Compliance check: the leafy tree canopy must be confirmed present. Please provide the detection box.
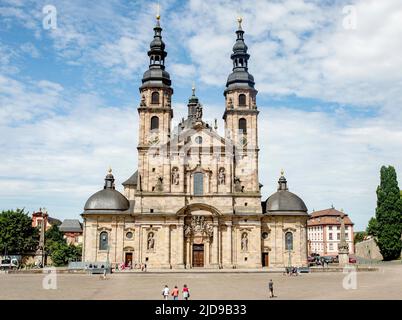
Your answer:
[0,209,39,254]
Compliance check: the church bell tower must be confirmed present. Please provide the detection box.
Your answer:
[137,13,173,192]
[223,18,259,193]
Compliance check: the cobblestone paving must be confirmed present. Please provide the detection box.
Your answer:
[0,264,401,300]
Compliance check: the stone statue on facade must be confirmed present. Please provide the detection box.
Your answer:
[140,94,146,106]
[234,177,242,192]
[218,168,225,185]
[195,104,203,121]
[184,216,213,238]
[228,98,233,109]
[172,167,179,185]
[147,232,155,250]
[241,233,248,251]
[155,176,163,192]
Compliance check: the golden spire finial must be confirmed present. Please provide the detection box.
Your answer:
[156,2,160,20]
[192,81,195,96]
[280,168,284,176]
[237,16,243,29]
[108,166,112,174]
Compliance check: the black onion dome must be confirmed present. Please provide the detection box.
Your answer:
[84,169,129,212]
[140,16,172,90]
[265,173,308,213]
[224,18,255,94]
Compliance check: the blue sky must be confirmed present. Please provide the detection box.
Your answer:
[1,0,402,231]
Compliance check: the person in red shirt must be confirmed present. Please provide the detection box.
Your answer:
[171,285,179,300]
[182,284,190,300]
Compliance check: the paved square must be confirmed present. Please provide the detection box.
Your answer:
[0,264,401,300]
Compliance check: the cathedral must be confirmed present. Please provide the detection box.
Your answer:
[81,16,309,269]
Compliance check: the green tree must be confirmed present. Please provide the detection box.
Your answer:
[367,166,402,260]
[50,242,82,267]
[354,231,367,245]
[0,209,39,254]
[44,225,82,266]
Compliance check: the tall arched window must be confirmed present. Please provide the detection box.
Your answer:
[99,231,108,251]
[150,116,159,130]
[285,232,293,251]
[193,172,204,196]
[151,91,160,104]
[239,118,247,133]
[238,94,246,106]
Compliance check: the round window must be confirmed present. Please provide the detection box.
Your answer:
[126,232,133,239]
[262,232,269,240]
[195,136,203,144]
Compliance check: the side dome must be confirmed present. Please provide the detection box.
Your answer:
[84,169,129,212]
[265,173,307,213]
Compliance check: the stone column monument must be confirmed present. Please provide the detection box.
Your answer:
[338,211,349,266]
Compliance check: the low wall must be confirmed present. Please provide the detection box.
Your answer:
[355,238,383,261]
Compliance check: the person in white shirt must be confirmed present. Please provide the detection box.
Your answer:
[162,285,170,300]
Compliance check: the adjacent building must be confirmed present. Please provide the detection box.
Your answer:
[32,208,61,231]
[59,219,83,245]
[307,207,354,256]
[81,16,309,269]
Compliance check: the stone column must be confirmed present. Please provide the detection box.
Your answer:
[205,239,210,267]
[176,221,185,268]
[223,222,233,268]
[211,222,219,267]
[165,225,171,268]
[186,239,191,268]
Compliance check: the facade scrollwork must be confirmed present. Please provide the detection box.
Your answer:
[184,216,214,238]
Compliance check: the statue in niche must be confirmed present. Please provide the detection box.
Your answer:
[218,168,225,185]
[195,104,203,120]
[140,94,146,106]
[172,167,179,185]
[234,177,242,192]
[228,98,233,109]
[147,232,155,250]
[155,176,163,192]
[165,94,171,107]
[241,233,248,251]
[251,96,256,109]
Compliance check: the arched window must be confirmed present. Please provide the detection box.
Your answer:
[285,232,293,251]
[150,116,159,130]
[99,231,108,251]
[193,172,204,196]
[239,118,247,133]
[151,91,159,104]
[238,94,246,106]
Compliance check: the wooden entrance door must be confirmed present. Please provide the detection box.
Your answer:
[192,244,204,267]
[125,252,133,267]
[262,252,269,267]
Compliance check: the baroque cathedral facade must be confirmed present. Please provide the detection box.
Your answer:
[81,16,309,269]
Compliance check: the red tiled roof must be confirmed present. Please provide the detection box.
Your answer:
[308,208,354,226]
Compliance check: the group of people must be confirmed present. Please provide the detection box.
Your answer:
[284,266,300,276]
[162,284,190,300]
[116,262,147,272]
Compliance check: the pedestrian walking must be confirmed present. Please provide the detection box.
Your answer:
[182,284,190,300]
[268,279,274,298]
[162,285,169,300]
[171,285,179,300]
